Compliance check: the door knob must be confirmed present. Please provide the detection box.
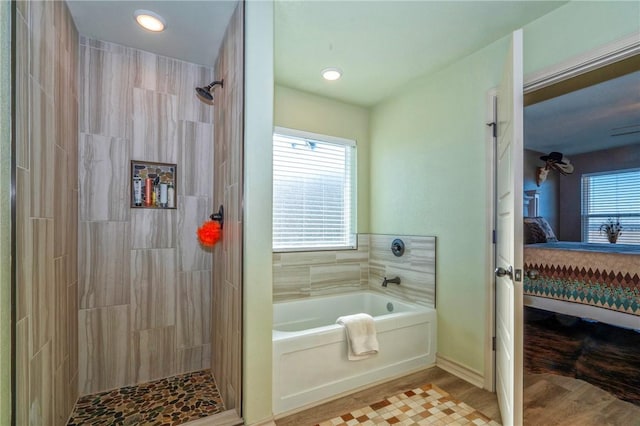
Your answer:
[495,265,513,279]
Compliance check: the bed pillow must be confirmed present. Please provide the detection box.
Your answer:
[524,217,558,244]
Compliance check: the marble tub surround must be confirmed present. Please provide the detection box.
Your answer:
[272,234,436,308]
[273,234,370,301]
[78,37,216,395]
[14,1,80,425]
[368,234,436,308]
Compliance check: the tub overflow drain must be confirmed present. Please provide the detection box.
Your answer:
[387,302,394,312]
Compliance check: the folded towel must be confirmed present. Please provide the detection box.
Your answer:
[336,313,379,361]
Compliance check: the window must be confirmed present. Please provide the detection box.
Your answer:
[581,168,640,245]
[273,127,356,251]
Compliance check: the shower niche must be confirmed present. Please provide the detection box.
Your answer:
[131,160,177,209]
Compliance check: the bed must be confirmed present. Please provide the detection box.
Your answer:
[523,216,640,330]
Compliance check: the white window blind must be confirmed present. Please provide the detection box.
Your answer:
[273,128,356,251]
[581,168,640,245]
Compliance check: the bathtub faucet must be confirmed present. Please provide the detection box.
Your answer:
[382,276,401,287]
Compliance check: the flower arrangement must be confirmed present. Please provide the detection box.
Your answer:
[197,220,221,247]
[599,218,622,244]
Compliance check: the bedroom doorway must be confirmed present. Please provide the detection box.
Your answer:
[520,47,640,421]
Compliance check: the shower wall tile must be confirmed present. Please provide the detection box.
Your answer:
[131,208,177,249]
[78,37,214,394]
[15,318,30,426]
[53,358,69,426]
[178,63,215,123]
[29,0,55,95]
[31,218,54,356]
[67,189,78,284]
[177,271,212,348]
[78,305,131,395]
[29,342,53,426]
[130,249,177,330]
[310,263,363,295]
[16,167,31,321]
[131,326,176,384]
[132,88,178,163]
[368,234,436,308]
[67,282,78,381]
[177,196,213,272]
[212,3,243,412]
[53,145,68,257]
[29,80,55,218]
[177,344,211,375]
[15,11,29,169]
[53,257,68,367]
[179,120,214,197]
[79,221,131,308]
[79,133,130,221]
[79,43,132,138]
[15,1,79,423]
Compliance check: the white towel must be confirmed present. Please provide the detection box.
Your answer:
[336,313,379,361]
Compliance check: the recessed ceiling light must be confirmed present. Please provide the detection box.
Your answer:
[322,68,342,81]
[134,9,166,32]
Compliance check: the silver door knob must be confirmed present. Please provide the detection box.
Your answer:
[495,266,513,279]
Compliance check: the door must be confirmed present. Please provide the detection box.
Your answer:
[495,29,524,426]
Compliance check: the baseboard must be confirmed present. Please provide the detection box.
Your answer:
[436,354,485,389]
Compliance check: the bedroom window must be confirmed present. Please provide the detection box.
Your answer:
[581,168,640,245]
[273,127,357,251]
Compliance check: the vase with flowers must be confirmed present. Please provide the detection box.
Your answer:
[599,218,622,244]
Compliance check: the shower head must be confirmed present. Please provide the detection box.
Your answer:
[195,80,223,104]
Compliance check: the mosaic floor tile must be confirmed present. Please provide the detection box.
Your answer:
[67,370,224,426]
[315,384,500,426]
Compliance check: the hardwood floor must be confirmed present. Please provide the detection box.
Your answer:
[275,367,640,426]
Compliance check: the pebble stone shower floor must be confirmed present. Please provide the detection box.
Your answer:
[67,370,225,425]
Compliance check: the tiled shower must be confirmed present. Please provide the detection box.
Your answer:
[14,0,244,424]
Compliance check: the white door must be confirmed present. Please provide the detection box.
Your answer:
[495,29,524,426]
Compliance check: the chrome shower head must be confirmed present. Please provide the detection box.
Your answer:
[195,80,223,104]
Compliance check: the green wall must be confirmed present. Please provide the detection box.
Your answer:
[369,0,640,375]
[274,85,371,233]
[243,1,274,424]
[0,0,11,423]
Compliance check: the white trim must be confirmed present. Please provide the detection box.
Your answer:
[436,354,485,389]
[484,89,497,393]
[524,33,640,93]
[274,126,356,147]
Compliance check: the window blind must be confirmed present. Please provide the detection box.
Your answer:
[273,130,356,251]
[581,168,640,245]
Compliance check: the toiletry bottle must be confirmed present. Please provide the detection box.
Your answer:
[133,174,142,206]
[160,183,168,208]
[167,183,175,208]
[144,178,153,206]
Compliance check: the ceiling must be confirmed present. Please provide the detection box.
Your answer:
[275,1,567,107]
[525,71,640,156]
[66,0,238,67]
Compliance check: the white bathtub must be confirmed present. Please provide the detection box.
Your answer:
[272,291,437,415]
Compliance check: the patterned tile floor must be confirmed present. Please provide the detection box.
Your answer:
[315,384,499,426]
[67,370,225,426]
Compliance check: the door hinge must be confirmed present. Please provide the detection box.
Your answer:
[492,229,496,244]
[486,121,497,138]
[492,336,496,351]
